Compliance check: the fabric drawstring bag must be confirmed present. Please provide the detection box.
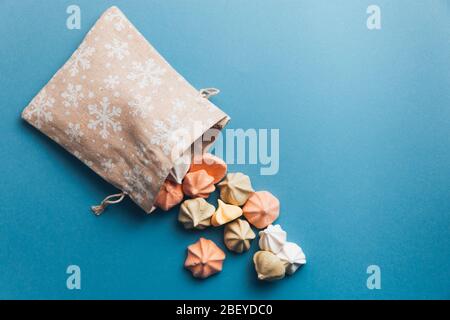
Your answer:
[21,6,230,214]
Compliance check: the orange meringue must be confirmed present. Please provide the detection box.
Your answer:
[184,237,226,279]
[154,180,184,211]
[243,191,280,229]
[190,153,227,184]
[182,169,215,198]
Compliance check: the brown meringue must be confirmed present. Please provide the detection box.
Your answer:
[154,180,184,211]
[182,169,215,198]
[184,237,226,279]
[224,219,256,253]
[178,198,215,230]
[218,172,254,206]
[190,153,227,184]
[253,250,285,281]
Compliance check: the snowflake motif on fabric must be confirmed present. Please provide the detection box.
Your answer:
[193,92,212,112]
[150,114,181,156]
[101,158,115,173]
[105,10,126,31]
[105,39,129,60]
[103,75,120,89]
[123,166,152,204]
[87,97,122,139]
[61,83,84,108]
[157,162,172,181]
[127,59,166,89]
[23,89,55,129]
[172,98,187,112]
[134,143,150,165]
[65,122,84,143]
[128,94,153,118]
[64,43,95,76]
[74,151,93,167]
[135,143,147,158]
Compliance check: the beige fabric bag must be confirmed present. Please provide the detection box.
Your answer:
[21,6,229,214]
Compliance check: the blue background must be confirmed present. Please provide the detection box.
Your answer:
[0,0,449,299]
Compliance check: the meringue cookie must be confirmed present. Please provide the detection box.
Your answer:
[224,219,256,253]
[243,191,280,229]
[218,172,254,206]
[258,224,287,254]
[253,251,285,281]
[168,152,191,184]
[276,242,306,275]
[211,199,243,227]
[154,180,184,211]
[190,153,227,184]
[184,237,226,279]
[178,198,215,230]
[182,169,215,198]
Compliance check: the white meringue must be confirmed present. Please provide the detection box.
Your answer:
[168,153,191,184]
[276,242,306,275]
[258,224,287,254]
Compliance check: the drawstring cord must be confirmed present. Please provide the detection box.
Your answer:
[200,88,220,99]
[91,192,126,216]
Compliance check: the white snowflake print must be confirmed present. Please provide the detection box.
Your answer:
[157,162,171,181]
[87,97,122,139]
[105,10,126,31]
[73,151,93,168]
[61,83,84,108]
[128,94,153,118]
[64,43,95,76]
[194,92,211,112]
[65,122,84,143]
[172,98,187,112]
[105,39,129,60]
[135,143,147,158]
[103,75,120,89]
[123,166,152,204]
[74,150,82,159]
[23,89,54,129]
[134,143,150,165]
[101,158,115,173]
[127,59,166,89]
[150,115,181,155]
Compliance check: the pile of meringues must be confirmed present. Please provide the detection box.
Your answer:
[154,152,307,281]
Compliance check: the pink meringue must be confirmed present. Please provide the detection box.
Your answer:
[182,169,215,198]
[190,153,227,184]
[154,180,184,211]
[243,191,280,229]
[184,237,226,279]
